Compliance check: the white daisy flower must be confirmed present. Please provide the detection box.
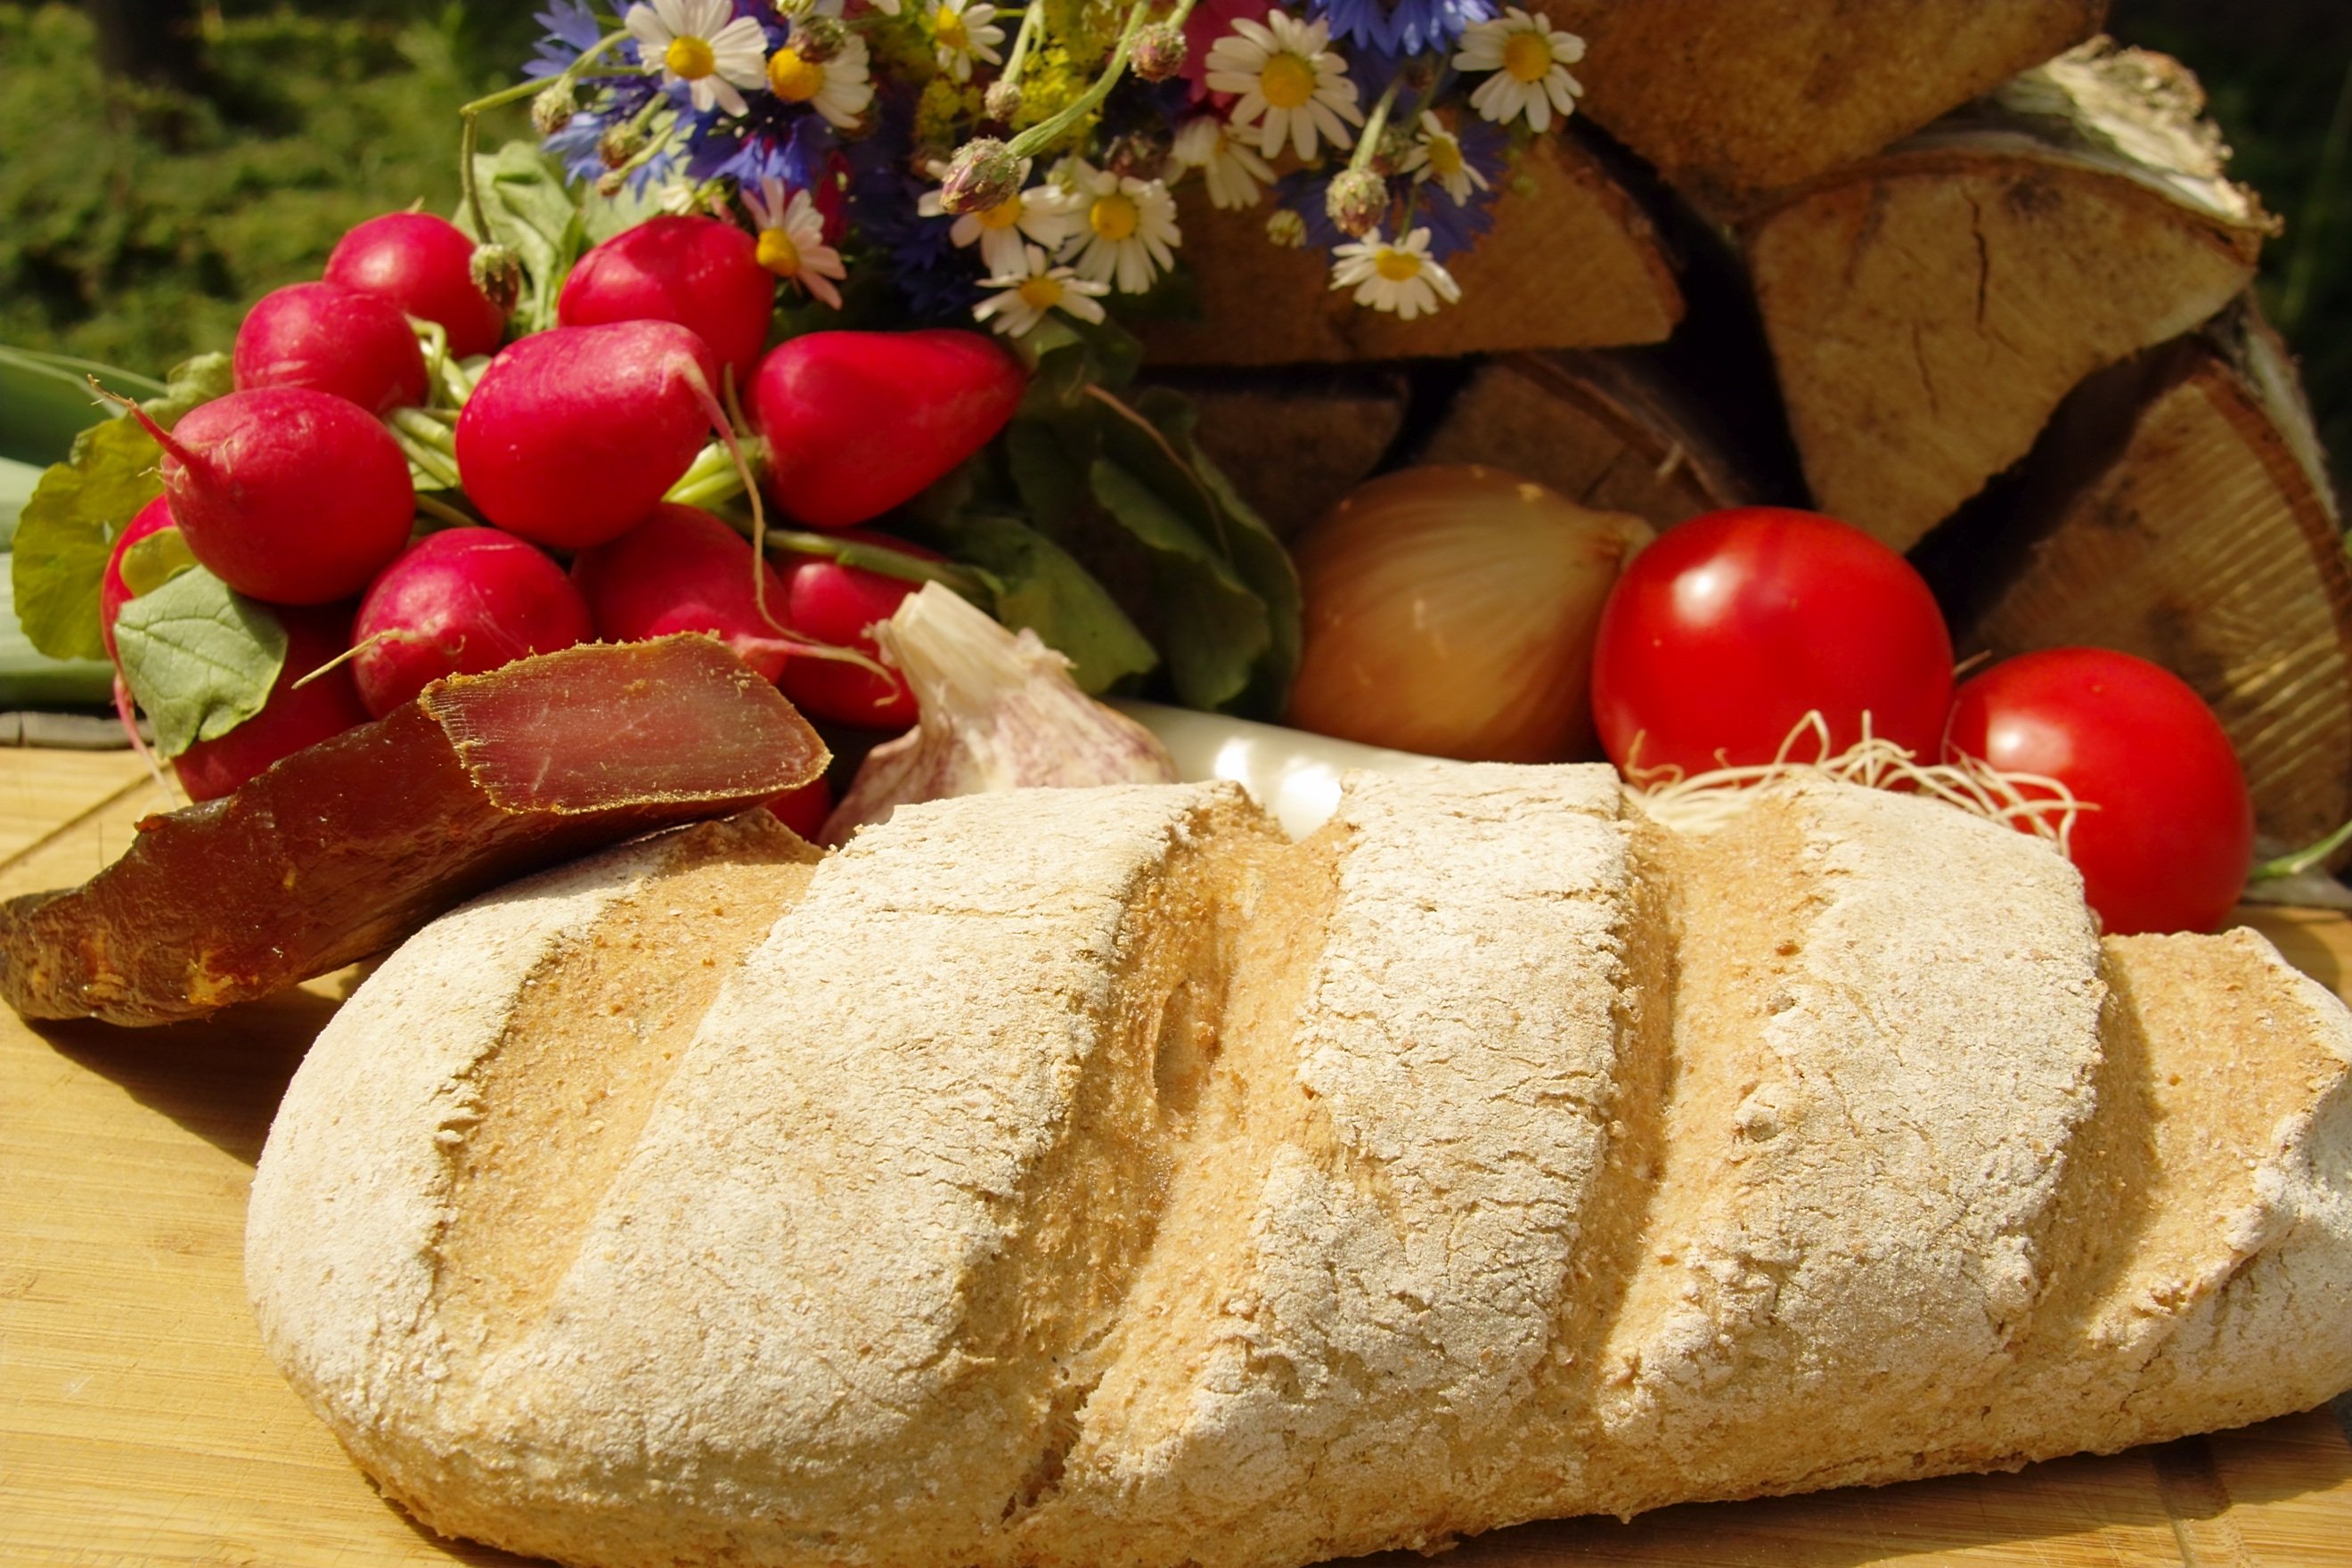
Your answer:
[1172,116,1276,211]
[929,0,1005,83]
[1065,160,1181,295]
[743,176,848,309]
[973,243,1111,338]
[1452,7,1585,134]
[919,159,1083,276]
[765,29,874,129]
[1204,11,1363,162]
[1399,110,1490,206]
[627,0,770,118]
[804,0,902,12]
[1329,227,1461,320]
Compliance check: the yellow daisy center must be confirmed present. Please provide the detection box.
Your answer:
[1502,29,1554,84]
[1427,135,1464,179]
[1374,247,1424,282]
[756,227,803,278]
[665,35,717,80]
[976,196,1025,231]
[1259,52,1317,110]
[935,9,969,51]
[1017,275,1065,311]
[1090,192,1139,242]
[768,47,826,102]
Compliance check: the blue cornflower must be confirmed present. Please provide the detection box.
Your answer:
[845,101,982,323]
[525,0,608,79]
[1308,0,1494,58]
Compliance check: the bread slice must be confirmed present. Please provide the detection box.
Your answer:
[247,774,2352,1568]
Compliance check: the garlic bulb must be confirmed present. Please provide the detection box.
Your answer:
[1285,465,1655,763]
[820,584,1177,843]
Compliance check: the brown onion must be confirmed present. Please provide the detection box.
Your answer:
[1285,465,1655,763]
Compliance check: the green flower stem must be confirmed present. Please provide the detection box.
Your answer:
[2251,816,2352,881]
[1347,72,1404,177]
[1004,0,1193,161]
[1001,0,1047,86]
[457,31,625,241]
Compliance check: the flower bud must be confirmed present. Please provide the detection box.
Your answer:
[1131,21,1188,82]
[1266,208,1307,248]
[595,169,628,199]
[469,243,525,315]
[795,17,847,61]
[939,137,1022,215]
[1324,168,1388,238]
[531,81,577,137]
[984,79,1024,121]
[597,120,646,169]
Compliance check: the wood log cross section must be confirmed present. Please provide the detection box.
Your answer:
[1153,1,2352,862]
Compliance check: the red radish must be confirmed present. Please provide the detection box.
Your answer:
[173,603,371,803]
[326,212,508,358]
[455,321,723,551]
[559,216,775,390]
[128,387,415,606]
[749,330,1025,530]
[775,532,934,727]
[571,503,792,682]
[767,774,833,840]
[233,282,429,413]
[99,496,178,666]
[351,528,596,716]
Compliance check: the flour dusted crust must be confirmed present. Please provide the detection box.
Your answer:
[248,772,2352,1568]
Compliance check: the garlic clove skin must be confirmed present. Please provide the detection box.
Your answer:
[821,584,1177,844]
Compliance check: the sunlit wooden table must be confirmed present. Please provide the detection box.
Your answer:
[4,747,2349,1567]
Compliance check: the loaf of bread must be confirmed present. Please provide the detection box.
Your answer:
[245,767,2352,1568]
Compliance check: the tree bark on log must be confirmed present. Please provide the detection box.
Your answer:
[1532,0,2106,212]
[1155,370,1411,539]
[1414,350,1762,529]
[1959,304,2352,854]
[1743,41,2272,551]
[1138,134,1681,367]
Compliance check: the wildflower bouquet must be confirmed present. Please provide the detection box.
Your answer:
[514,0,1588,339]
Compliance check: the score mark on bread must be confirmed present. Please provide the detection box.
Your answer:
[246,769,2352,1568]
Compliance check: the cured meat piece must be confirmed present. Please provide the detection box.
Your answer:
[0,635,827,1026]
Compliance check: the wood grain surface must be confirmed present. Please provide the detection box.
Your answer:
[3,748,2348,1568]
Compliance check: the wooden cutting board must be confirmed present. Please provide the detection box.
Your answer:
[3,748,2349,1568]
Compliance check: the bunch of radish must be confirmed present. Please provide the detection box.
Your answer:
[102,210,1027,809]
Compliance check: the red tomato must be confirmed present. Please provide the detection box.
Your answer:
[1943,648,2252,935]
[1588,508,1955,776]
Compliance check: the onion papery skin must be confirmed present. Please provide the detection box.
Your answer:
[1285,466,1655,763]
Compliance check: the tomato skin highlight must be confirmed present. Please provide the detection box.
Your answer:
[1588,507,1955,776]
[1943,647,2253,935]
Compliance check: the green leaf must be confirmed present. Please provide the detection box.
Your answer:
[1004,420,1091,535]
[0,554,114,708]
[943,513,1158,694]
[1090,457,1270,713]
[112,568,287,759]
[119,526,198,597]
[462,141,588,336]
[8,351,233,664]
[0,344,166,467]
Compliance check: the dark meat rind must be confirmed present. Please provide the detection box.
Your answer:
[0,635,828,1026]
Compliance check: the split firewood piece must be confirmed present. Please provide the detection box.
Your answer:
[1151,368,1409,538]
[1531,0,2104,212]
[1963,305,2352,854]
[1138,133,1680,367]
[1744,40,2274,551]
[1415,349,1764,529]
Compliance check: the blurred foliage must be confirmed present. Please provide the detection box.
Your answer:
[0,2,527,372]
[2111,0,2352,487]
